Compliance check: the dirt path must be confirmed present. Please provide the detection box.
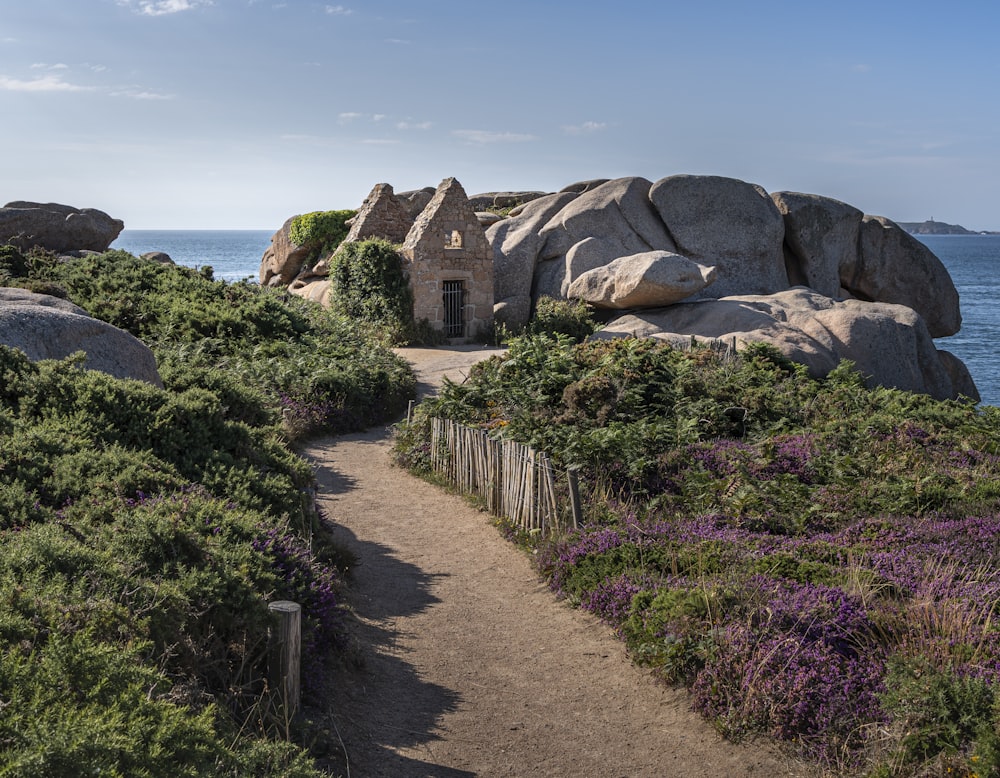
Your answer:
[306,347,813,778]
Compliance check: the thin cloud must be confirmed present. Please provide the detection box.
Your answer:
[0,74,93,92]
[397,120,432,131]
[386,38,411,44]
[112,87,175,100]
[339,112,401,125]
[452,129,536,144]
[31,63,69,71]
[120,0,208,16]
[325,5,353,15]
[361,138,400,145]
[563,120,607,136]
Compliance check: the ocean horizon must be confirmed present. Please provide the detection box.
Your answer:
[112,229,273,283]
[110,229,1000,408]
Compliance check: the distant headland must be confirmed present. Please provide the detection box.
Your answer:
[897,218,998,235]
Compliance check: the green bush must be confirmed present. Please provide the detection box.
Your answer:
[288,209,355,265]
[327,238,418,344]
[0,246,420,773]
[15,250,414,440]
[525,296,599,342]
[0,244,29,281]
[878,656,998,773]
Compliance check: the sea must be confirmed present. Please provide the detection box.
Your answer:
[109,229,1000,408]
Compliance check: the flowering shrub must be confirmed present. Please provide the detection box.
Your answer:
[398,333,1000,774]
[253,526,345,698]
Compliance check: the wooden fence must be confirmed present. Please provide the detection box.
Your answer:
[430,417,579,535]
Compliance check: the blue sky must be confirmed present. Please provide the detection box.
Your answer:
[2,0,998,229]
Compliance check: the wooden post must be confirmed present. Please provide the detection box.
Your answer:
[406,399,414,425]
[567,466,582,530]
[268,600,301,717]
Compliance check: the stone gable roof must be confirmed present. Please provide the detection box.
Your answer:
[401,177,491,256]
[343,182,414,246]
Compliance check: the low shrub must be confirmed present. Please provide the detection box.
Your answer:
[288,209,355,266]
[0,247,418,773]
[396,332,1000,771]
[326,238,416,343]
[524,296,599,342]
[15,249,414,440]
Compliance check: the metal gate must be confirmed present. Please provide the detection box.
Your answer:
[443,280,465,338]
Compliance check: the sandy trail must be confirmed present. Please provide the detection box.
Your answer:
[306,346,812,778]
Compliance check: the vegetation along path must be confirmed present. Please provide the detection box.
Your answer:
[305,346,812,778]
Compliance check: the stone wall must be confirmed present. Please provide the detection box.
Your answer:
[400,178,494,340]
[343,183,414,245]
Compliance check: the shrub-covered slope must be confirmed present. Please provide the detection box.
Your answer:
[398,333,1000,775]
[0,248,415,775]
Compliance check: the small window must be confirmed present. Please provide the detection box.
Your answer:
[446,229,463,248]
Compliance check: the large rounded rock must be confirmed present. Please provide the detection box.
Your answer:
[594,287,977,401]
[532,177,678,300]
[771,191,863,297]
[541,176,676,263]
[649,175,788,298]
[396,187,436,219]
[851,215,961,337]
[0,202,123,252]
[0,288,162,386]
[493,295,533,332]
[259,215,312,287]
[487,191,580,328]
[567,251,716,309]
[561,237,629,297]
[288,278,333,307]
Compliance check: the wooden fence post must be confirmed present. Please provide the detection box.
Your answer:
[268,600,301,717]
[567,466,582,530]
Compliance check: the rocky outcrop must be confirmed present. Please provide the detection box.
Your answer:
[488,191,580,331]
[476,212,504,229]
[396,187,437,219]
[261,171,976,400]
[141,251,175,265]
[538,177,676,299]
[649,175,788,298]
[771,192,862,298]
[490,175,960,332]
[0,202,123,253]
[567,251,716,309]
[0,288,162,386]
[484,173,972,400]
[259,216,311,287]
[853,215,960,337]
[467,191,548,211]
[593,288,978,402]
[772,194,960,338]
[559,179,611,195]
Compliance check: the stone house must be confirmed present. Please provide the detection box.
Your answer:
[399,177,494,340]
